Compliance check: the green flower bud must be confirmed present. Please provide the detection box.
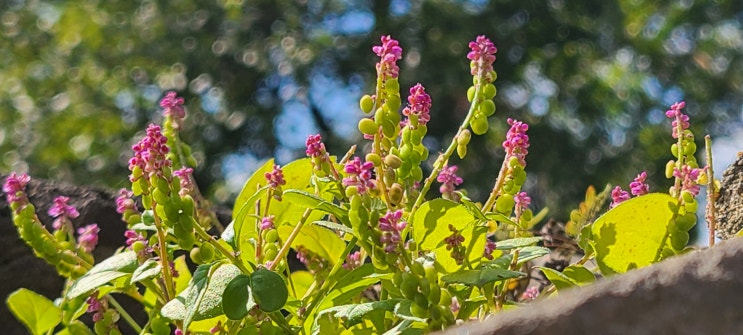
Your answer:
[480,99,496,117]
[467,86,476,102]
[360,95,374,113]
[496,194,515,214]
[456,143,467,159]
[132,240,147,253]
[263,243,278,261]
[665,160,676,179]
[358,118,378,136]
[366,153,382,167]
[670,231,689,250]
[482,83,497,99]
[458,129,472,146]
[471,114,489,135]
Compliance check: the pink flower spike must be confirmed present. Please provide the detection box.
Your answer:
[437,165,463,195]
[467,35,498,76]
[503,118,530,167]
[305,134,326,158]
[77,224,100,253]
[342,157,376,195]
[514,192,531,211]
[3,172,30,204]
[116,189,136,214]
[610,186,630,208]
[629,171,650,196]
[260,215,275,231]
[373,35,403,81]
[665,101,689,139]
[49,196,79,220]
[129,124,172,181]
[264,165,286,189]
[402,83,432,126]
[160,91,186,119]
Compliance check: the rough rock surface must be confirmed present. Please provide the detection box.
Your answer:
[716,151,743,239]
[439,236,743,335]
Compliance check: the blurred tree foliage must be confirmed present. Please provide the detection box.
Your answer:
[2,0,743,218]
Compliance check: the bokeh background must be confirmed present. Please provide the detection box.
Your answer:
[2,0,743,233]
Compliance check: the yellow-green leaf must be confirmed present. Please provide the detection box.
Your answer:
[590,193,677,275]
[7,288,61,335]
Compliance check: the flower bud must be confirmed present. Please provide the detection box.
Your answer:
[360,95,374,113]
[458,129,472,146]
[456,144,467,159]
[665,160,676,179]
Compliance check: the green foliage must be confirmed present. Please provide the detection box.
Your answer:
[7,288,62,335]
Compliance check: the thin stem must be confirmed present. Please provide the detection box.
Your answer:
[151,205,175,301]
[301,237,358,322]
[409,82,483,222]
[705,135,717,247]
[109,295,143,334]
[483,158,510,212]
[193,224,254,273]
[268,208,313,271]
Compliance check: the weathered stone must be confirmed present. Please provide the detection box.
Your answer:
[716,151,743,240]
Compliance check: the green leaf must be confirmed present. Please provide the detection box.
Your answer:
[484,212,518,226]
[289,270,315,300]
[162,263,241,329]
[222,274,255,320]
[250,268,288,313]
[590,193,677,275]
[458,194,488,221]
[539,267,577,291]
[320,300,399,328]
[440,268,525,287]
[312,220,353,235]
[282,189,349,224]
[411,199,485,272]
[515,246,550,264]
[131,259,161,283]
[495,237,542,250]
[319,264,377,310]
[55,320,94,335]
[563,264,595,284]
[7,288,61,335]
[67,271,130,299]
[232,159,276,220]
[278,223,346,265]
[393,300,427,323]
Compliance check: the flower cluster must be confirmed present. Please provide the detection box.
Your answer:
[343,251,362,270]
[483,239,497,260]
[437,165,463,197]
[629,171,650,196]
[305,134,326,158]
[129,124,171,181]
[373,35,403,81]
[467,35,498,77]
[503,118,530,167]
[379,210,406,253]
[86,293,105,322]
[343,157,375,195]
[265,165,286,189]
[3,172,30,207]
[610,186,630,208]
[674,165,702,196]
[77,224,100,253]
[160,91,186,119]
[402,83,432,127]
[260,215,275,231]
[514,191,531,213]
[665,101,689,139]
[49,196,79,230]
[115,189,136,215]
[520,286,540,302]
[444,224,466,265]
[173,167,194,197]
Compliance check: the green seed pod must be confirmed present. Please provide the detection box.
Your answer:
[384,168,397,186]
[190,247,204,264]
[399,144,413,159]
[411,130,423,146]
[521,208,534,222]
[480,99,496,116]
[264,243,278,261]
[181,195,195,216]
[150,317,170,335]
[153,188,170,205]
[350,194,362,212]
[419,146,429,161]
[397,159,412,178]
[496,194,516,214]
[374,107,385,126]
[265,229,279,243]
[429,304,442,320]
[178,233,195,250]
[200,243,215,262]
[467,86,476,102]
[53,230,67,242]
[371,248,389,271]
[382,118,397,138]
[410,262,425,277]
[681,191,694,205]
[471,114,489,135]
[164,203,180,223]
[456,143,467,159]
[419,278,431,296]
[514,170,527,186]
[428,282,441,305]
[385,78,400,94]
[358,118,379,136]
[683,142,696,156]
[132,240,147,253]
[482,83,497,99]
[393,272,403,287]
[458,129,472,146]
[94,320,109,335]
[400,274,418,300]
[675,212,697,231]
[671,231,689,250]
[665,160,677,179]
[389,183,404,205]
[411,166,423,182]
[386,94,402,112]
[670,143,679,158]
[366,153,382,167]
[345,185,359,199]
[360,95,374,113]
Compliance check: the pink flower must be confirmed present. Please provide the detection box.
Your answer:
[343,251,362,270]
[305,134,326,158]
[49,196,79,220]
[629,171,650,196]
[115,189,136,214]
[343,157,375,195]
[520,286,540,302]
[514,192,531,212]
[173,167,194,196]
[160,92,186,119]
[3,172,30,205]
[373,35,403,81]
[503,118,530,167]
[264,165,286,189]
[665,101,689,139]
[610,186,630,208]
[483,239,497,260]
[437,165,463,195]
[674,165,702,196]
[379,210,406,253]
[260,215,275,231]
[467,35,498,76]
[128,124,172,181]
[77,224,100,253]
[124,230,146,247]
[402,83,432,126]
